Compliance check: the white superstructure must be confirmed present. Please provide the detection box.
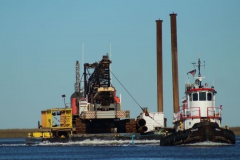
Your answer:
[173,58,222,131]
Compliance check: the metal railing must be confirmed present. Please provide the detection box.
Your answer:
[175,105,222,121]
[179,107,201,120]
[207,106,222,119]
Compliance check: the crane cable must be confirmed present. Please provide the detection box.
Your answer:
[110,71,144,111]
[110,71,162,126]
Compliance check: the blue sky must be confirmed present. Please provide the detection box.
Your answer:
[0,0,240,129]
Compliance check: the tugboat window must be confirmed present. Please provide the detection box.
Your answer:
[193,93,198,101]
[207,93,212,101]
[199,92,206,101]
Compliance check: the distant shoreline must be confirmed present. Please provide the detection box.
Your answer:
[228,127,240,136]
[0,127,240,138]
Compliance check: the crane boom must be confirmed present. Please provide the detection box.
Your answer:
[75,61,80,107]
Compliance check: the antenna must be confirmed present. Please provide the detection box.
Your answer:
[82,43,84,68]
[82,43,84,88]
[110,43,112,85]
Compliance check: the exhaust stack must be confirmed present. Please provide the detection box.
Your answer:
[156,19,163,113]
[170,13,179,114]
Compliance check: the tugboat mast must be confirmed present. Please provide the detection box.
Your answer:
[192,57,205,88]
[198,58,202,87]
[198,58,201,77]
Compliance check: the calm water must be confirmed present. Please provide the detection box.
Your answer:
[0,136,239,160]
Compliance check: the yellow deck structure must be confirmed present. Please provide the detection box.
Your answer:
[28,108,73,138]
[41,108,72,128]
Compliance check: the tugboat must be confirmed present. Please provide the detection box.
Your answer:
[160,57,236,146]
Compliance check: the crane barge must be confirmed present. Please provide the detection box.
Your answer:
[25,55,166,145]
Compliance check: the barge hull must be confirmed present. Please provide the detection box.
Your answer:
[26,133,164,145]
